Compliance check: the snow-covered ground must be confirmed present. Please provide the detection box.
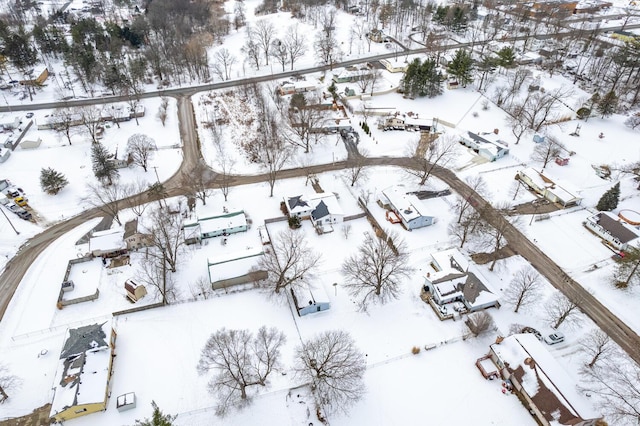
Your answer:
[1,0,640,424]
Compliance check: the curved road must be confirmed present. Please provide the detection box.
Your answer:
[1,72,639,368]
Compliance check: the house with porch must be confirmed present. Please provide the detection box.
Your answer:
[423,248,499,312]
[49,322,117,423]
[583,211,640,251]
[284,193,344,226]
[380,186,436,231]
[89,228,126,257]
[488,333,602,426]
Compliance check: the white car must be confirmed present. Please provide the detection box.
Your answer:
[544,332,565,345]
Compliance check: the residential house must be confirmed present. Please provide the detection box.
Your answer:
[380,186,436,230]
[423,248,499,312]
[123,219,152,250]
[124,279,147,302]
[284,193,344,226]
[207,247,267,290]
[49,322,117,423]
[515,168,582,207]
[488,334,602,426]
[332,67,375,84]
[379,59,407,73]
[36,112,83,130]
[583,211,640,251]
[277,80,319,96]
[459,131,509,162]
[183,209,248,241]
[368,29,384,43]
[291,285,331,316]
[89,228,126,257]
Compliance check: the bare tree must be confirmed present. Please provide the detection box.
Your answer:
[181,160,214,206]
[294,330,366,415]
[256,115,291,197]
[507,105,529,145]
[580,349,640,424]
[447,208,483,249]
[84,182,128,225]
[257,229,321,294]
[344,150,369,187]
[518,87,573,132]
[342,230,413,311]
[476,202,520,271]
[0,363,20,403]
[51,107,77,145]
[314,32,342,69]
[283,24,307,70]
[190,276,213,300]
[453,176,488,224]
[465,311,495,336]
[579,329,614,369]
[404,135,458,186]
[145,207,186,274]
[242,28,262,70]
[503,266,543,313]
[252,20,276,66]
[127,134,156,172]
[79,105,103,143]
[215,149,235,202]
[157,96,169,127]
[270,39,289,72]
[122,180,149,217]
[531,135,564,169]
[284,93,327,153]
[612,246,640,289]
[197,327,286,416]
[545,291,582,330]
[212,48,236,81]
[136,255,177,305]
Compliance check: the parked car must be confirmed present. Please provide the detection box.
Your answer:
[16,210,31,220]
[544,332,565,345]
[25,112,34,118]
[13,196,27,207]
[6,202,21,213]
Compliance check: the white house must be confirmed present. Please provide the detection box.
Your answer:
[284,193,344,227]
[516,168,582,207]
[488,334,602,426]
[379,59,407,73]
[380,186,436,231]
[459,131,509,162]
[423,248,499,312]
[583,211,640,251]
[183,209,248,241]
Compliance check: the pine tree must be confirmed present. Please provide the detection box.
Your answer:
[39,167,69,195]
[91,142,119,185]
[447,49,474,87]
[135,401,176,426]
[597,90,618,118]
[496,46,516,70]
[596,182,620,211]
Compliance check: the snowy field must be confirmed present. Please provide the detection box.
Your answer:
[1,0,640,423]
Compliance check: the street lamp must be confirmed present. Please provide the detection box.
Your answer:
[0,207,19,235]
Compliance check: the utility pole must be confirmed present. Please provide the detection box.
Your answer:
[0,208,19,235]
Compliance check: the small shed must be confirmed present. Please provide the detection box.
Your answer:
[20,137,42,149]
[124,279,147,302]
[116,392,136,412]
[291,286,331,316]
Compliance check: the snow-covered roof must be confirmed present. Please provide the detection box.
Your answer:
[89,228,125,252]
[198,210,247,235]
[207,246,263,283]
[285,193,343,218]
[292,284,330,308]
[382,186,431,223]
[491,334,600,424]
[50,322,113,418]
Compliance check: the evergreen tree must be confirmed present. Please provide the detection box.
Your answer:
[39,167,69,195]
[495,46,516,70]
[447,49,474,87]
[419,58,443,98]
[596,182,620,211]
[135,401,176,426]
[91,142,119,185]
[597,90,618,118]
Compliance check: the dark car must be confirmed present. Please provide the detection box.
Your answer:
[522,327,543,341]
[17,210,31,220]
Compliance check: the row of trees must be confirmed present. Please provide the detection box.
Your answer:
[197,327,366,417]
